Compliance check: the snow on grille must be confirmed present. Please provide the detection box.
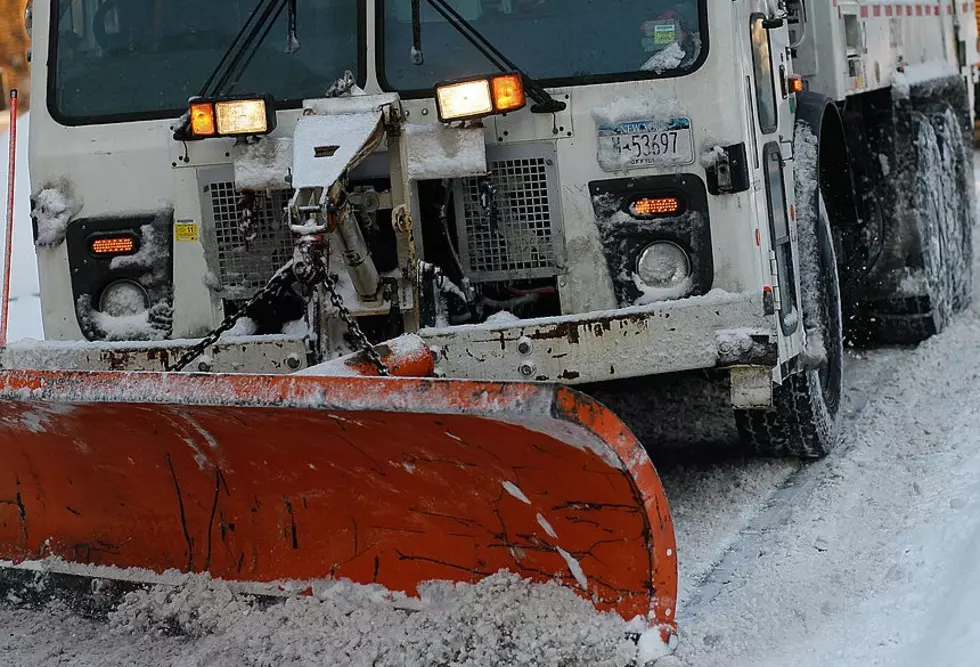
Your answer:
[454,145,564,282]
[204,180,293,299]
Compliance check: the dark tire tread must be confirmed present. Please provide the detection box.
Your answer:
[735,372,834,458]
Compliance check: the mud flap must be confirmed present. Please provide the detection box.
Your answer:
[0,370,677,639]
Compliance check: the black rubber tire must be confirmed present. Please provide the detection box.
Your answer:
[863,104,967,344]
[735,195,844,458]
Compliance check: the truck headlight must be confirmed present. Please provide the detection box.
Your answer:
[187,94,277,139]
[435,73,526,122]
[636,241,692,290]
[99,280,150,317]
[215,99,271,135]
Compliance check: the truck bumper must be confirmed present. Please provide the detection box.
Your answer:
[419,291,777,385]
[0,336,309,374]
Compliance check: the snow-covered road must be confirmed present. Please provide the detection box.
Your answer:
[661,158,980,666]
[3,125,980,665]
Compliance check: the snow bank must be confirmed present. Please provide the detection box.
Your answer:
[50,570,657,667]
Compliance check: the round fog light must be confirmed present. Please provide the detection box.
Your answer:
[99,280,149,317]
[636,241,692,289]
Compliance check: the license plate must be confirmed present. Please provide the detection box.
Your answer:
[596,118,694,171]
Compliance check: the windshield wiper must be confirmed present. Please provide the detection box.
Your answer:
[411,0,566,114]
[174,0,292,140]
[200,0,290,98]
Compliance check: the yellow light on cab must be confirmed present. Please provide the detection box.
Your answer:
[90,236,136,256]
[190,102,216,137]
[491,74,526,114]
[787,75,805,94]
[631,197,681,217]
[436,79,494,122]
[215,99,270,135]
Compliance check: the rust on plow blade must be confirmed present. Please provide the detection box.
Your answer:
[0,370,677,638]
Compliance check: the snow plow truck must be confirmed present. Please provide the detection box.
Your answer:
[1,0,977,655]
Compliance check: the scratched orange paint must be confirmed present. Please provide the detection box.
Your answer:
[0,364,678,640]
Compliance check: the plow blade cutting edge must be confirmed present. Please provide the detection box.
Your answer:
[0,368,677,642]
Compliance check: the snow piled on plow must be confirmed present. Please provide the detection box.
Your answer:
[1,570,665,667]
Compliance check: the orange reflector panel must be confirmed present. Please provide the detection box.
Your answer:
[491,74,526,113]
[190,102,216,137]
[631,197,681,217]
[787,75,805,94]
[90,236,136,255]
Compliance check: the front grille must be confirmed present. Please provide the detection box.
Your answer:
[453,143,564,282]
[198,168,293,299]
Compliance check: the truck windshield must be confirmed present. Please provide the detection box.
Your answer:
[380,0,706,93]
[50,0,359,123]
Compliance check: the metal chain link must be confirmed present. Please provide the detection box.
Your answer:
[322,271,390,376]
[164,262,296,372]
[165,262,391,377]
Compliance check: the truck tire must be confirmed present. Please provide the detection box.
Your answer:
[868,103,970,344]
[735,194,843,458]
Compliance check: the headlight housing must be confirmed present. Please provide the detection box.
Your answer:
[185,94,277,139]
[435,73,526,122]
[633,241,694,303]
[99,280,150,318]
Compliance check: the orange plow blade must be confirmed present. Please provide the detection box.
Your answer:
[0,369,677,638]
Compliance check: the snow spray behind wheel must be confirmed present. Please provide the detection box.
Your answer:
[0,336,678,645]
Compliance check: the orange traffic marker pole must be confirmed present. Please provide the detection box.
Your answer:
[0,89,17,349]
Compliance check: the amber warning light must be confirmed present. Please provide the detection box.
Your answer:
[185,94,277,139]
[90,236,137,256]
[630,196,682,217]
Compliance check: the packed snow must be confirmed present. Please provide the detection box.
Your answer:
[402,123,488,181]
[232,137,293,190]
[642,43,686,75]
[0,571,664,667]
[31,181,79,248]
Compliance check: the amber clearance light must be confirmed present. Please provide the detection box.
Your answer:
[786,75,805,94]
[630,196,683,218]
[90,235,137,256]
[436,73,527,122]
